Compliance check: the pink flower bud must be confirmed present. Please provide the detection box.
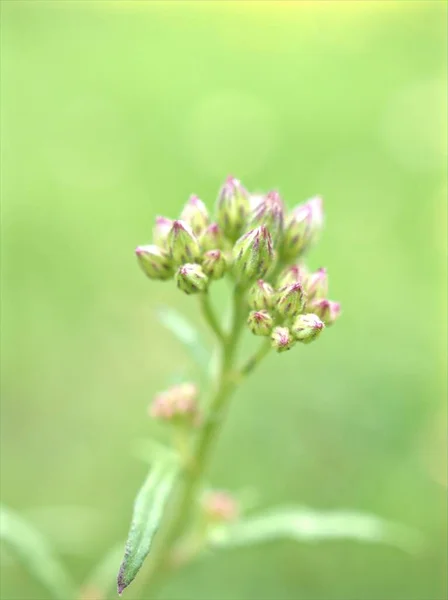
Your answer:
[135,244,174,280]
[216,176,250,242]
[306,268,328,302]
[308,299,341,326]
[176,263,209,295]
[292,313,325,344]
[250,190,285,245]
[271,326,295,352]
[248,279,275,311]
[180,195,210,236]
[150,382,199,424]
[275,282,306,319]
[199,222,225,252]
[232,226,274,285]
[276,263,309,288]
[153,216,173,249]
[202,250,228,280]
[282,196,324,260]
[168,220,201,266]
[247,310,274,337]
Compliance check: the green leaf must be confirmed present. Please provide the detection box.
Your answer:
[157,307,209,371]
[83,543,124,600]
[117,460,178,595]
[208,506,422,553]
[0,505,77,600]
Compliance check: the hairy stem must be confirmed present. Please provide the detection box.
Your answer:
[142,286,264,597]
[199,292,225,342]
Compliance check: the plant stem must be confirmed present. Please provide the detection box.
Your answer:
[142,287,246,596]
[199,292,225,342]
[239,338,272,378]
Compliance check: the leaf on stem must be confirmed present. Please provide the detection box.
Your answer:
[0,504,77,600]
[116,460,178,595]
[207,506,422,553]
[157,307,209,371]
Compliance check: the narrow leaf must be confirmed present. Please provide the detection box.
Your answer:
[157,307,209,370]
[0,505,77,600]
[208,506,421,553]
[117,461,178,595]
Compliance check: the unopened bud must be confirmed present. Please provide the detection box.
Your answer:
[271,326,295,352]
[250,190,285,245]
[275,282,306,319]
[168,220,201,265]
[282,196,324,260]
[150,382,199,423]
[276,263,309,288]
[248,279,275,311]
[216,176,250,241]
[308,299,341,326]
[247,310,273,336]
[292,313,325,344]
[306,267,328,302]
[202,490,239,523]
[135,245,174,280]
[180,195,209,236]
[199,222,224,252]
[153,216,173,249]
[232,225,274,285]
[202,250,227,280]
[176,263,209,295]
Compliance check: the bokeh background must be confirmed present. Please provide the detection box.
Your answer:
[1,1,447,599]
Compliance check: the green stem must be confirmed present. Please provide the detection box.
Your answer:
[239,338,272,378]
[199,292,225,342]
[142,287,246,596]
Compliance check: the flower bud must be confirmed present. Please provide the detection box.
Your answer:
[202,490,239,523]
[247,310,273,336]
[250,190,285,245]
[216,176,250,241]
[176,263,209,295]
[282,196,324,260]
[135,244,174,280]
[232,225,274,285]
[168,220,201,265]
[202,250,228,280]
[180,195,209,236]
[150,382,199,423]
[271,326,295,352]
[275,282,306,319]
[308,299,341,325]
[153,216,173,249]
[291,313,325,344]
[248,279,275,311]
[199,222,224,252]
[306,268,328,302]
[276,263,309,288]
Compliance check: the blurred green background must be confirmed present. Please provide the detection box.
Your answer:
[1,1,447,599]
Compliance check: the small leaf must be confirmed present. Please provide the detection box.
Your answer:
[157,307,209,371]
[0,505,77,600]
[117,460,178,595]
[208,506,422,553]
[82,543,124,600]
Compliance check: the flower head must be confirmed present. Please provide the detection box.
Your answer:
[271,326,295,352]
[216,176,250,242]
[292,313,325,344]
[248,279,275,311]
[135,245,174,280]
[153,216,173,249]
[282,196,324,260]
[168,220,201,266]
[308,299,341,325]
[199,222,225,252]
[232,225,274,285]
[176,263,209,295]
[306,268,328,302]
[247,310,274,336]
[202,250,228,280]
[250,190,285,245]
[275,282,307,319]
[180,195,209,236]
[150,382,199,423]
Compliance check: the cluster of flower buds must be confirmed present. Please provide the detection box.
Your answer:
[136,176,341,351]
[149,382,200,426]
